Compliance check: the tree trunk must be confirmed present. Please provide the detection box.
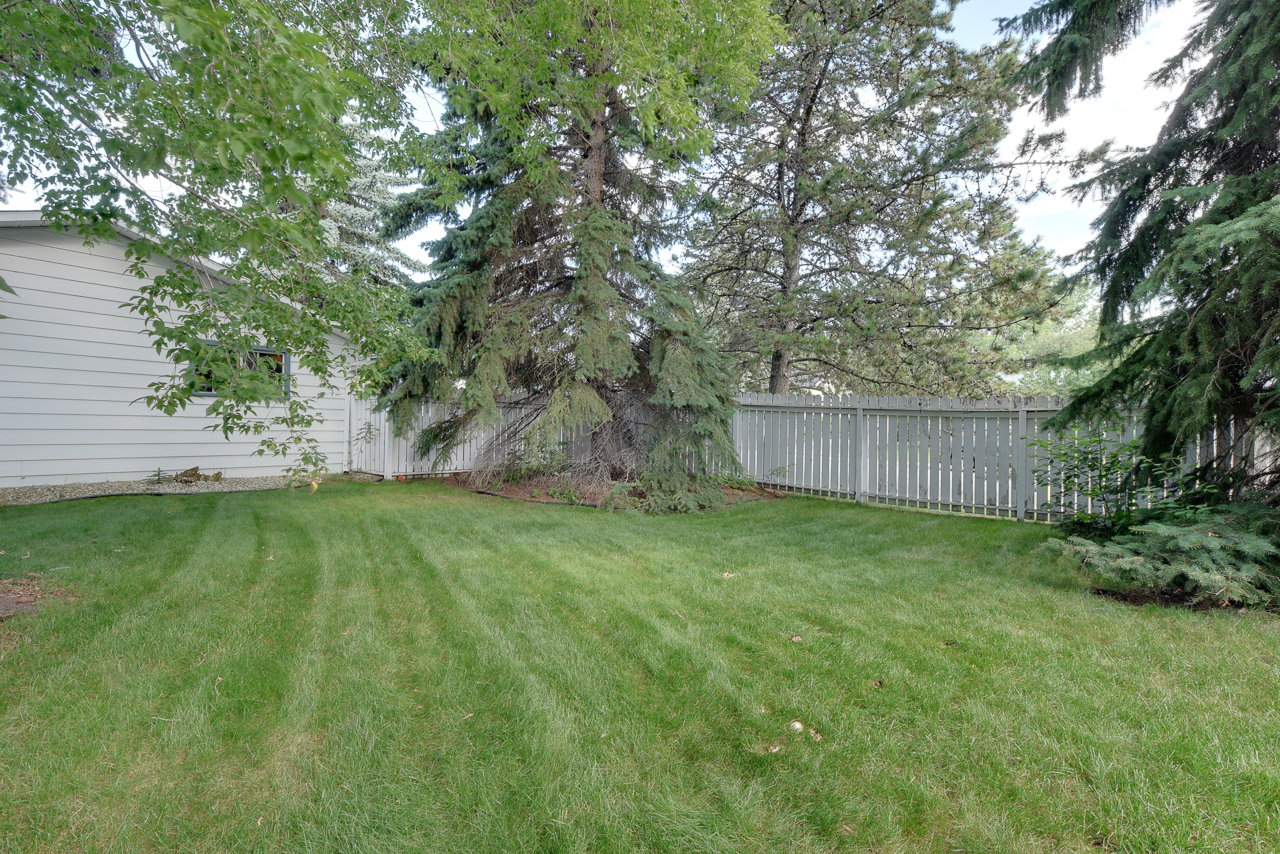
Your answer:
[583,87,608,207]
[768,347,792,394]
[768,235,803,394]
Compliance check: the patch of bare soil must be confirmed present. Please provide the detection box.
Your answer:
[0,575,73,621]
[1090,586,1209,610]
[1090,586,1278,615]
[429,474,780,507]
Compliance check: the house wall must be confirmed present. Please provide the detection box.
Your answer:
[0,223,350,486]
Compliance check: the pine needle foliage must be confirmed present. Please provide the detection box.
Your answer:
[1046,522,1280,607]
[1003,0,1280,493]
[315,128,429,291]
[687,0,1058,396]
[382,1,775,498]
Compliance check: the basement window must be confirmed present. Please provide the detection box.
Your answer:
[191,346,291,397]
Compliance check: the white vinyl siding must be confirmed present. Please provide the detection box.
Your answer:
[0,225,348,486]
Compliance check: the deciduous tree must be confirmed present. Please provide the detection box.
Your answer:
[1,0,426,474]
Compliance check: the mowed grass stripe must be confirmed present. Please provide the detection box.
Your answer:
[1,496,294,849]
[0,481,1278,853]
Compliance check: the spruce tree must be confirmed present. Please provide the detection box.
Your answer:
[316,130,428,291]
[382,0,774,502]
[1003,0,1280,489]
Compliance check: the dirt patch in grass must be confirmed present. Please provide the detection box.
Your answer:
[0,575,73,621]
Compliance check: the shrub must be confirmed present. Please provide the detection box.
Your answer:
[1032,423,1182,534]
[1046,520,1280,607]
[634,470,725,514]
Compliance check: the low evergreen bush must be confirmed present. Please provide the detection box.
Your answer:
[1046,520,1280,607]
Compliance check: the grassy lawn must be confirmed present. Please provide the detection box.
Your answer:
[1,482,1278,853]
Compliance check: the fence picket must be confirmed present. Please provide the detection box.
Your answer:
[821,398,833,492]
[802,395,813,489]
[906,408,918,503]
[993,402,1003,514]
[878,397,889,500]
[896,405,908,501]
[918,404,931,503]
[928,399,940,506]
[989,402,999,511]
[1035,398,1051,520]
[841,396,853,496]
[953,400,963,508]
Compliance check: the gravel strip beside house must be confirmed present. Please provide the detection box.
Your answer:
[0,477,292,507]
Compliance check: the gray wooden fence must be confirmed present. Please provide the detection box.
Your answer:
[348,393,1069,520]
[347,393,1270,521]
[347,396,588,480]
[348,396,518,479]
[732,394,1064,520]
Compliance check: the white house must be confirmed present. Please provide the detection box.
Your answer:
[0,211,353,487]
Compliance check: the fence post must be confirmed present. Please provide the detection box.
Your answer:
[1016,402,1028,521]
[855,402,865,503]
[382,409,393,481]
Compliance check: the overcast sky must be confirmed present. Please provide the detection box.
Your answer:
[3,0,1198,268]
[949,0,1198,261]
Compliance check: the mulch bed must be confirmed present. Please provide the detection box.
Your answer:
[426,474,781,508]
[0,575,73,621]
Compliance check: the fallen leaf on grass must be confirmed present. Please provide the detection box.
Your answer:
[808,728,823,741]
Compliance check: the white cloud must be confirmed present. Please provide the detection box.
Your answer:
[978,0,1200,259]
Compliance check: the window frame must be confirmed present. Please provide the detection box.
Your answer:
[190,343,292,399]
